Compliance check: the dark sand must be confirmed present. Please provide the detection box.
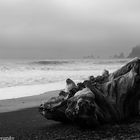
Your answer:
[0,91,140,140]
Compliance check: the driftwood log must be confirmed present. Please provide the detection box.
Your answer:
[39,58,140,127]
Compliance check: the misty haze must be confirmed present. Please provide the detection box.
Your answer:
[0,0,140,140]
[0,0,140,59]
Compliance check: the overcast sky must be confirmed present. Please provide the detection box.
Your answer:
[0,0,140,59]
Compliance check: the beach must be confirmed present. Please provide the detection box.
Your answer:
[0,90,140,140]
[1,0,140,138]
[0,89,59,113]
[1,58,140,139]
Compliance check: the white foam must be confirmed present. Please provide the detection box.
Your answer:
[0,82,65,100]
[0,59,128,100]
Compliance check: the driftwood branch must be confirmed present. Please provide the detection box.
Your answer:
[39,57,140,127]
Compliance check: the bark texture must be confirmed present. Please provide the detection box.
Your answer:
[39,57,140,126]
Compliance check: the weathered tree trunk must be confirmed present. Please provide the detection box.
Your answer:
[39,58,140,127]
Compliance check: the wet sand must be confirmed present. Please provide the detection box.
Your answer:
[0,90,140,140]
[0,90,59,113]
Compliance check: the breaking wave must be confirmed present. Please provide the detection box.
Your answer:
[31,60,69,65]
[0,59,130,89]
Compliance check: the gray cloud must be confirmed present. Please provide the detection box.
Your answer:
[0,0,140,59]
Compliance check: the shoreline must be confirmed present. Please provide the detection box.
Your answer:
[0,90,59,113]
[0,76,140,138]
[0,82,65,100]
[0,102,140,139]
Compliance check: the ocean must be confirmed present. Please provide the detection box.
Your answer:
[0,58,130,100]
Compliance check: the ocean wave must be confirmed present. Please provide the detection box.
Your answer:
[30,60,69,65]
[90,59,129,65]
[0,59,127,90]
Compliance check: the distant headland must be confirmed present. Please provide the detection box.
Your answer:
[128,45,140,58]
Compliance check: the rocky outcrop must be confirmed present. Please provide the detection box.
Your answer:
[39,58,140,127]
[113,52,125,59]
[128,46,140,58]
